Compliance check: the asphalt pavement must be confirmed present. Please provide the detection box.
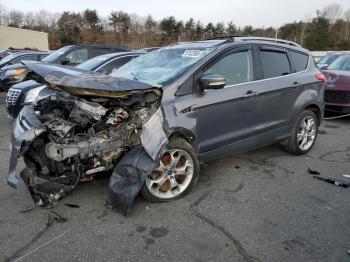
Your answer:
[0,92,349,262]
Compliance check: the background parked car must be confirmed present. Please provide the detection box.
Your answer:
[0,45,131,91]
[0,48,46,60]
[322,54,350,113]
[76,51,144,74]
[0,51,48,69]
[41,44,130,66]
[0,51,49,91]
[317,52,349,69]
[6,52,144,118]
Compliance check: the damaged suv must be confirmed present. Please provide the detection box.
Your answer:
[7,37,325,214]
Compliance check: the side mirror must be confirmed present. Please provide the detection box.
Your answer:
[200,74,226,90]
[320,66,327,70]
[61,57,70,65]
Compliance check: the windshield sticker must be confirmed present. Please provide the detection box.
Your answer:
[182,50,203,58]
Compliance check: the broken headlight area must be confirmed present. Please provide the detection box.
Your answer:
[8,88,165,211]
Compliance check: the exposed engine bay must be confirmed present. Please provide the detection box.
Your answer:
[15,88,163,208]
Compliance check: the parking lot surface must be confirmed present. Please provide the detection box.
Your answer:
[0,92,349,262]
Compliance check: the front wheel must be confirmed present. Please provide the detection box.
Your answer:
[281,110,318,155]
[141,137,200,202]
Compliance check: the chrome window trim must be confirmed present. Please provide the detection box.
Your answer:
[204,52,311,92]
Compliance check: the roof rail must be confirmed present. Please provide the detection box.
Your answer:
[205,35,301,47]
[205,35,243,43]
[234,37,301,47]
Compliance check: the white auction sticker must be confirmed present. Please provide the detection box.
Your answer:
[182,50,203,58]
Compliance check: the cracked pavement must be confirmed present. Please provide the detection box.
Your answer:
[0,93,349,262]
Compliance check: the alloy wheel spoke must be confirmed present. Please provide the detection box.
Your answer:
[174,160,192,175]
[170,151,182,167]
[169,176,179,190]
[297,133,304,142]
[150,174,168,188]
[306,119,314,131]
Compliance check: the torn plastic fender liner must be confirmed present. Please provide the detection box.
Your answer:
[8,105,46,188]
[108,107,168,215]
[140,107,168,161]
[107,146,158,215]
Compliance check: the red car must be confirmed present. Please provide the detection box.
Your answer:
[322,54,350,113]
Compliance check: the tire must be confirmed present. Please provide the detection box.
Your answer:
[281,110,318,155]
[141,137,200,203]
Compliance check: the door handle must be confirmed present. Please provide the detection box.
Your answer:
[292,81,302,88]
[244,90,259,97]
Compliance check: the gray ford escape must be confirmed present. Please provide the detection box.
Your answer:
[7,37,325,214]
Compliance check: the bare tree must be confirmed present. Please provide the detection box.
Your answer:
[300,13,312,46]
[7,10,24,27]
[23,11,35,28]
[0,5,8,25]
[344,9,350,40]
[320,3,342,24]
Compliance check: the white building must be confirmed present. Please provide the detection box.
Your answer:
[0,26,49,51]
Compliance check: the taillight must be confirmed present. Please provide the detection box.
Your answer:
[316,73,326,82]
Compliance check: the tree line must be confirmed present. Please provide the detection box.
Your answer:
[0,3,349,50]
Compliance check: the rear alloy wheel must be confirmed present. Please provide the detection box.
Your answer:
[141,138,199,202]
[297,116,317,151]
[281,110,318,155]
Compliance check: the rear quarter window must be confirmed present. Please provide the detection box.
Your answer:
[260,50,291,79]
[289,51,309,72]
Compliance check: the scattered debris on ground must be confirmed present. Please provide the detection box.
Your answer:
[313,176,350,188]
[308,168,320,175]
[64,204,80,208]
[46,210,67,228]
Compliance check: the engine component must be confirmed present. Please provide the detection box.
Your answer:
[73,99,108,120]
[45,135,126,162]
[106,107,129,125]
[47,118,76,138]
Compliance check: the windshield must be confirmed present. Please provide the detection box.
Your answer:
[110,46,215,87]
[42,46,71,63]
[0,53,17,64]
[327,55,350,71]
[318,54,339,65]
[76,55,109,71]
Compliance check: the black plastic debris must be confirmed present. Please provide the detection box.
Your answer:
[308,168,320,175]
[47,210,67,228]
[64,204,80,208]
[107,146,157,216]
[313,176,350,188]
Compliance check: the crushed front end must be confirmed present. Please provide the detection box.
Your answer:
[8,83,166,211]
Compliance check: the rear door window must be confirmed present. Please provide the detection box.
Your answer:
[204,50,254,86]
[66,48,88,64]
[289,51,309,72]
[260,49,291,79]
[39,54,48,61]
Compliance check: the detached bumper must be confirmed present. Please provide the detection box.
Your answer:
[7,106,46,188]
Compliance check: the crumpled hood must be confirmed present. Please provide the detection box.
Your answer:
[23,61,158,97]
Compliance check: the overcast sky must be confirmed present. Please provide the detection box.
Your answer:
[1,0,350,27]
